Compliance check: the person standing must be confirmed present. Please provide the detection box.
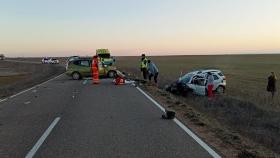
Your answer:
[147,60,159,84]
[140,53,148,80]
[91,55,99,84]
[206,72,214,97]
[267,72,277,99]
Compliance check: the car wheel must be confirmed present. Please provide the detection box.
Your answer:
[72,72,81,80]
[216,86,225,94]
[108,71,116,78]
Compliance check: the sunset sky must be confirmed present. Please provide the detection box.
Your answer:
[1,0,280,57]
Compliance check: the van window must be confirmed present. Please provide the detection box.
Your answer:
[73,60,80,65]
[80,60,90,67]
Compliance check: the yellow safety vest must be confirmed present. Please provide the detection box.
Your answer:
[140,58,148,69]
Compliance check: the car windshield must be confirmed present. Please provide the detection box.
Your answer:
[98,53,110,58]
[179,73,193,83]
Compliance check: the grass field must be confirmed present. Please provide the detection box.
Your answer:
[115,54,280,157]
[116,54,280,109]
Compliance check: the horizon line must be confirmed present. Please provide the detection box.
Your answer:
[6,52,280,58]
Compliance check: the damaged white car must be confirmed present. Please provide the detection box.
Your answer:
[166,69,226,96]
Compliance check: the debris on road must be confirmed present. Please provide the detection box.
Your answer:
[24,101,31,105]
[82,80,88,85]
[162,109,176,120]
[72,90,79,99]
[113,70,135,85]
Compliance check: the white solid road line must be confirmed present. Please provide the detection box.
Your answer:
[25,117,61,158]
[0,73,65,103]
[136,87,222,158]
[136,87,165,112]
[0,98,8,103]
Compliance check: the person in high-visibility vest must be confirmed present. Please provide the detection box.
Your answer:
[140,53,148,80]
[92,55,100,84]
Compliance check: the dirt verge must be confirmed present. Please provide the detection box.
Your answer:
[0,60,65,99]
[140,84,279,158]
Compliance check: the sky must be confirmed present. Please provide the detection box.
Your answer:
[0,0,280,57]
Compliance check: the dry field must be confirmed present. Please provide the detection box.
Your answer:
[116,55,280,108]
[116,54,280,157]
[0,60,64,98]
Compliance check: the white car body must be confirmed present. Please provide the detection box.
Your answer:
[42,58,59,64]
[179,69,226,96]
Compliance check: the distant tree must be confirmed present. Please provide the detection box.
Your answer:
[0,54,5,60]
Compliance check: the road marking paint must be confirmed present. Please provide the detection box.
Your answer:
[25,117,61,158]
[24,101,31,105]
[83,80,88,85]
[136,87,165,112]
[136,87,222,158]
[9,87,36,99]
[0,73,64,103]
[0,98,8,103]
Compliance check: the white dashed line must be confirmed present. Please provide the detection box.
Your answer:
[25,117,61,158]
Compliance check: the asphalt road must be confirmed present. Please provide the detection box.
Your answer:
[0,74,219,158]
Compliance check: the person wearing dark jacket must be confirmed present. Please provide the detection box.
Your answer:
[267,72,277,98]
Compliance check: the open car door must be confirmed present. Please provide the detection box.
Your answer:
[193,76,207,96]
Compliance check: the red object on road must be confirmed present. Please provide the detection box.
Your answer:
[207,84,214,97]
[115,76,125,85]
[92,56,99,84]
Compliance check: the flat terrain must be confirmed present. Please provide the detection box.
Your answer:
[115,54,280,157]
[4,55,280,157]
[0,76,216,158]
[116,54,280,107]
[0,60,64,98]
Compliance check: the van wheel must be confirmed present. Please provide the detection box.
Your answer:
[108,71,116,78]
[216,86,225,94]
[72,72,81,80]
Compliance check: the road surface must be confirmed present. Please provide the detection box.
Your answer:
[0,74,220,158]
